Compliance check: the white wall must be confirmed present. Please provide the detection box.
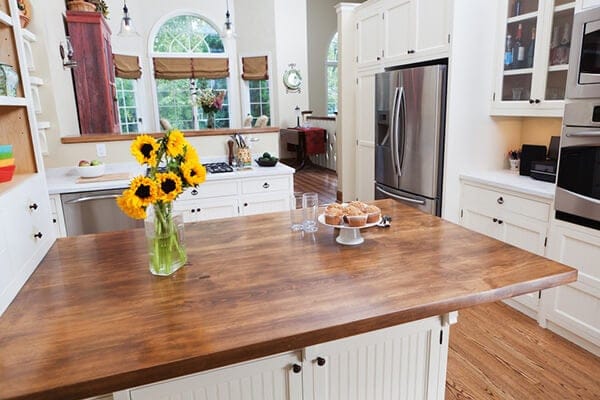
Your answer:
[27,0,312,167]
[442,0,522,222]
[306,0,364,116]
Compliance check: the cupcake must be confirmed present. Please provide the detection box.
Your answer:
[365,205,381,223]
[344,205,367,227]
[326,203,345,213]
[324,207,344,225]
[349,200,369,213]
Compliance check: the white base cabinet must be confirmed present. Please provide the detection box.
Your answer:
[0,174,55,315]
[460,180,551,319]
[115,313,456,400]
[543,219,600,356]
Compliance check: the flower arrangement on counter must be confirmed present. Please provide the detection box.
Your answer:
[507,149,521,160]
[117,130,206,275]
[195,89,226,128]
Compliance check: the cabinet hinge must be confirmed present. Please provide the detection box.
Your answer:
[460,209,463,219]
[356,78,359,84]
[356,23,359,30]
[356,56,358,63]
[544,237,547,247]
[538,291,542,299]
[448,33,451,43]
[356,139,359,146]
[493,92,496,101]
[382,49,385,57]
[439,330,444,345]
[382,13,385,20]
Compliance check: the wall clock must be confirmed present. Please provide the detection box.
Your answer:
[283,64,302,93]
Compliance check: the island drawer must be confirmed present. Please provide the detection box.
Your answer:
[462,183,550,222]
[241,176,290,194]
[179,180,239,200]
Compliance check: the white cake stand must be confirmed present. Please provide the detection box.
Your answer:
[318,214,380,245]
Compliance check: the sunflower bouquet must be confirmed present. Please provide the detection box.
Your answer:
[117,129,206,275]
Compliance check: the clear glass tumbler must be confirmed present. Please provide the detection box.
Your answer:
[290,193,304,232]
[302,192,319,233]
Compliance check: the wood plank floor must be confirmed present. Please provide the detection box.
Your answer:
[446,302,600,400]
[291,166,600,400]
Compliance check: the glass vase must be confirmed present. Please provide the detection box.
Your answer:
[206,112,215,129]
[144,204,187,276]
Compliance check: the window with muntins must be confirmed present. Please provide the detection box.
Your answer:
[116,78,140,133]
[152,14,229,130]
[327,33,338,116]
[248,80,270,125]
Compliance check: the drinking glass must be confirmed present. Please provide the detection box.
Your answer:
[302,192,319,233]
[290,193,304,232]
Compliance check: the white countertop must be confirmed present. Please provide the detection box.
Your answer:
[46,160,295,195]
[460,170,556,199]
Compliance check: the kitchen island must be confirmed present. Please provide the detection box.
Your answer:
[0,200,576,400]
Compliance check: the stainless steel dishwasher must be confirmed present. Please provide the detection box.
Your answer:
[61,189,143,236]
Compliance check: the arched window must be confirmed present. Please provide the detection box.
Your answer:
[151,14,229,130]
[326,33,338,116]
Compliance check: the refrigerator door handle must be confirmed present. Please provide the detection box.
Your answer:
[390,87,401,177]
[375,186,427,205]
[397,86,406,175]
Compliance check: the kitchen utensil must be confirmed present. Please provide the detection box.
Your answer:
[227,139,234,165]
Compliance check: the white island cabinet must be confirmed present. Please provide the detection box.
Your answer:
[115,313,456,400]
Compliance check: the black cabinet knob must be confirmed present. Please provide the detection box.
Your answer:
[376,56,381,60]
[191,209,195,213]
[498,220,504,225]
[244,203,248,207]
[408,49,415,54]
[535,99,541,104]
[33,232,43,239]
[191,189,198,196]
[497,197,504,205]
[529,99,535,104]
[263,182,270,189]
[292,364,302,373]
[197,208,201,212]
[52,218,57,223]
[316,357,326,366]
[493,218,498,222]
[29,203,38,210]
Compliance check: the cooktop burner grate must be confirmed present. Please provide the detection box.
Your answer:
[203,162,234,174]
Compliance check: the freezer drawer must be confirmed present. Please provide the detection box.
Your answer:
[375,183,439,216]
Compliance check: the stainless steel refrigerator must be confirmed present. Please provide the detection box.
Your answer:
[374,62,447,216]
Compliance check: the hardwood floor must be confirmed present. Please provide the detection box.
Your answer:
[290,166,600,400]
[446,302,600,400]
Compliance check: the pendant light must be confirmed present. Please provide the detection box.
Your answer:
[117,1,140,37]
[222,0,235,38]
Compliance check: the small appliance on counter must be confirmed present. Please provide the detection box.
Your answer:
[529,136,560,183]
[519,144,547,176]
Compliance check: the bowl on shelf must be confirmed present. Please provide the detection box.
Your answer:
[75,163,105,178]
[0,164,16,183]
[255,157,279,167]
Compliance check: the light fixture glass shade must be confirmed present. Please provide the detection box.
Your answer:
[117,3,140,37]
[221,2,235,38]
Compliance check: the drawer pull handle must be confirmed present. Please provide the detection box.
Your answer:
[34,232,43,239]
[316,357,326,366]
[29,203,38,210]
[497,197,504,204]
[408,49,415,54]
[292,364,302,373]
[263,182,270,189]
[191,189,199,196]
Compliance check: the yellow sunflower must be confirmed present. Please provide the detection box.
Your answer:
[127,176,158,207]
[184,145,200,164]
[181,161,206,186]
[116,190,147,220]
[166,130,186,158]
[131,135,158,166]
[156,172,183,202]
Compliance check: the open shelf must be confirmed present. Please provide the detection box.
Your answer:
[0,96,27,106]
[0,106,36,174]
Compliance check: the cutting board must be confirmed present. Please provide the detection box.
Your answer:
[76,172,130,184]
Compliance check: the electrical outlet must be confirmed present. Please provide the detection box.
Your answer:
[96,143,107,158]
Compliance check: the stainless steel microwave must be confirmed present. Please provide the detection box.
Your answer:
[566,6,600,99]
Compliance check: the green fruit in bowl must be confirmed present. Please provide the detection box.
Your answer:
[90,160,102,166]
[262,152,271,159]
[78,160,90,167]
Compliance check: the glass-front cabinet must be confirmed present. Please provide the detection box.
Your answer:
[491,0,575,117]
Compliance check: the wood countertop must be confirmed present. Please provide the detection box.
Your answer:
[0,200,576,400]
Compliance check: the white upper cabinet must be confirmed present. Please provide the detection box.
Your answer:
[491,0,576,117]
[355,0,451,70]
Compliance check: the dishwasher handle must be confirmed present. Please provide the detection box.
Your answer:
[65,194,120,204]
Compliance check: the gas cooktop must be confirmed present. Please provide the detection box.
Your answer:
[203,162,234,174]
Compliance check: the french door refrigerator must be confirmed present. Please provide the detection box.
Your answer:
[374,62,447,216]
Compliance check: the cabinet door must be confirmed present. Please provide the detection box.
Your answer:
[304,316,449,400]
[382,0,414,60]
[414,0,450,55]
[355,74,376,201]
[460,208,501,240]
[128,352,303,400]
[356,7,383,67]
[543,1,575,102]
[544,221,600,350]
[174,197,239,223]
[240,192,291,216]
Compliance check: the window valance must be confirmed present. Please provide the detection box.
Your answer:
[241,56,269,81]
[113,54,142,79]
[153,57,230,79]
